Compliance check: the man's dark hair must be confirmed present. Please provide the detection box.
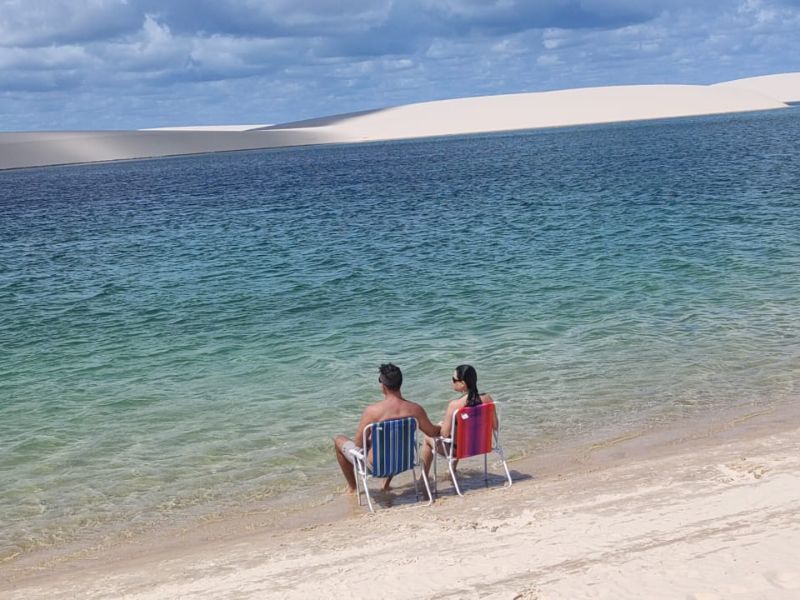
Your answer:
[378,363,403,390]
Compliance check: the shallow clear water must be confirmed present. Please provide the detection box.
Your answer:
[2,108,800,558]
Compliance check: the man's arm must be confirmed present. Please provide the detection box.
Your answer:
[414,405,441,438]
[353,406,375,449]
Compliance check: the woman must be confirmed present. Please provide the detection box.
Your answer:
[420,364,498,475]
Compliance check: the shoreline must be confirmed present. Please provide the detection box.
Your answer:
[3,396,799,597]
[0,398,780,566]
[1,386,777,572]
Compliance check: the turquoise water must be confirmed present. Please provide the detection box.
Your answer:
[2,109,800,559]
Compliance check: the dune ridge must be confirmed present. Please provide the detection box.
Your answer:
[1,73,798,170]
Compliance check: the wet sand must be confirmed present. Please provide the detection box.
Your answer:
[2,398,799,599]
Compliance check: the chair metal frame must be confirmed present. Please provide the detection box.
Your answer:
[347,416,433,512]
[433,402,513,497]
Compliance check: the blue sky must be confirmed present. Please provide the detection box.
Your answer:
[1,0,798,130]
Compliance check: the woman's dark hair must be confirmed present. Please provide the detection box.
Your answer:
[454,364,481,407]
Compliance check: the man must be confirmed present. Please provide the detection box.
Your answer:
[334,363,441,492]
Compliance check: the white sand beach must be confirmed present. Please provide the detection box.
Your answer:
[1,73,798,170]
[3,400,799,599]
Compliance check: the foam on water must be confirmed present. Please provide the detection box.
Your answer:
[1,109,800,559]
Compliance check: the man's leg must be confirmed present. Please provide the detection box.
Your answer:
[421,436,435,475]
[334,435,358,492]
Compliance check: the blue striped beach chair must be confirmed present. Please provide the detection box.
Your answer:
[347,416,433,512]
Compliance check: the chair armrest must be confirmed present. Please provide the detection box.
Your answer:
[347,447,365,461]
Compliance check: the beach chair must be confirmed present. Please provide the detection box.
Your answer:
[347,416,433,512]
[433,402,512,496]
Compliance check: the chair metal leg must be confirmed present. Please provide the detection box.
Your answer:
[419,467,433,505]
[353,455,374,512]
[362,475,375,512]
[433,440,439,496]
[411,467,420,501]
[447,458,464,497]
[495,446,513,487]
[353,462,362,506]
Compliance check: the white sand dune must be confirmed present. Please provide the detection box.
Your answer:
[0,129,329,170]
[3,403,799,599]
[1,72,798,170]
[139,125,271,131]
[713,72,800,104]
[271,82,790,143]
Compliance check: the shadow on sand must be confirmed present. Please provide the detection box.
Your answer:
[360,468,532,511]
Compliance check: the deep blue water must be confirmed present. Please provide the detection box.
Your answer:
[1,108,799,558]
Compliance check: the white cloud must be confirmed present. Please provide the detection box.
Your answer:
[95,15,188,74]
[536,53,562,66]
[0,0,141,47]
[0,44,92,71]
[542,29,566,50]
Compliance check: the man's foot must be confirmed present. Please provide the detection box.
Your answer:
[382,476,393,491]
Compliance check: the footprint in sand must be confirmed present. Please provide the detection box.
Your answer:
[511,586,540,600]
[714,461,770,483]
[765,570,800,589]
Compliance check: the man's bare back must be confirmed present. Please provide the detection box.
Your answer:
[334,364,440,492]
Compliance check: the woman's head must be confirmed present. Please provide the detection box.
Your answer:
[452,364,481,407]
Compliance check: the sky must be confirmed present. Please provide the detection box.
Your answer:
[1,0,799,131]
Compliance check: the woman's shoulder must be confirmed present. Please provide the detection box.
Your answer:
[449,394,468,409]
[480,393,494,404]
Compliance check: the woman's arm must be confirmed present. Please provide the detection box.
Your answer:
[440,396,465,438]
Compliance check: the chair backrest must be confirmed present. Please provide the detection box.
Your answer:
[452,402,496,459]
[365,417,418,478]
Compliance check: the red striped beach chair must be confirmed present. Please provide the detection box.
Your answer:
[347,416,433,512]
[433,402,512,496]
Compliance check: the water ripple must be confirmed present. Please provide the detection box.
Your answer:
[1,109,800,558]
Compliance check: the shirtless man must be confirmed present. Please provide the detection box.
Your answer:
[334,363,441,492]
